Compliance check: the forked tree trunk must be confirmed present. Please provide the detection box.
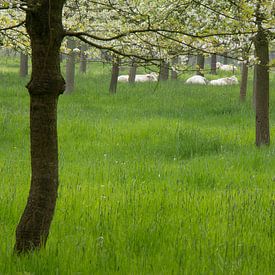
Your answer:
[65,39,76,93]
[171,57,178,80]
[196,54,205,76]
[128,59,137,83]
[109,57,120,94]
[79,43,87,74]
[210,54,217,74]
[239,62,248,102]
[159,60,169,81]
[254,27,269,146]
[15,0,65,254]
[20,53,28,77]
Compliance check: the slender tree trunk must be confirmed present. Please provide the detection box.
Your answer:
[210,54,217,74]
[79,44,87,74]
[65,39,76,93]
[171,57,178,80]
[196,54,205,76]
[159,60,169,81]
[128,59,137,83]
[20,53,28,77]
[223,52,228,64]
[254,27,269,146]
[240,62,248,102]
[109,57,120,94]
[15,0,65,254]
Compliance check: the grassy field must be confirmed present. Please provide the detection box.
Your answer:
[0,58,274,274]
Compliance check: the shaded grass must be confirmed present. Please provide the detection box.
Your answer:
[0,60,275,274]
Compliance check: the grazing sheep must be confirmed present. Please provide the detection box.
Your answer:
[216,62,237,72]
[209,76,238,86]
[118,72,158,82]
[185,75,208,85]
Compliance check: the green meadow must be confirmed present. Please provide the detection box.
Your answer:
[0,58,274,274]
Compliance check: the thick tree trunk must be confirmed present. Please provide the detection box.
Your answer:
[79,43,87,74]
[109,57,120,94]
[254,27,269,146]
[171,57,178,80]
[239,62,248,102]
[210,54,217,75]
[65,39,76,93]
[15,0,65,254]
[20,53,28,77]
[196,54,205,76]
[128,59,137,83]
[159,60,169,81]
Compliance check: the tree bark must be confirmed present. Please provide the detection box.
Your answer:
[15,0,65,254]
[159,60,169,81]
[210,54,217,75]
[171,57,178,80]
[20,53,28,77]
[196,54,205,76]
[79,43,87,74]
[128,59,137,83]
[65,38,76,93]
[239,62,248,102]
[254,27,269,146]
[109,57,120,94]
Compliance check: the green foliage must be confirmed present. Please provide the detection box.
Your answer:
[0,60,275,274]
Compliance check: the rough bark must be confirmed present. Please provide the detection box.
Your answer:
[210,54,217,75]
[196,54,205,76]
[159,60,169,81]
[239,62,248,102]
[20,53,28,77]
[65,39,76,93]
[254,27,269,146]
[128,59,137,83]
[15,0,65,254]
[109,57,120,94]
[79,43,87,74]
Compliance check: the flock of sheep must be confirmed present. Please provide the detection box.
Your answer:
[117,62,239,85]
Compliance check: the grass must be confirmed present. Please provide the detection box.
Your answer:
[0,58,274,274]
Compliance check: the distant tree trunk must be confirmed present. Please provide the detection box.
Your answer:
[20,53,28,77]
[196,54,205,76]
[239,62,248,102]
[128,59,137,83]
[210,54,217,74]
[79,44,87,74]
[65,39,76,93]
[254,26,269,146]
[109,57,120,94]
[15,0,65,254]
[252,65,257,110]
[171,57,178,80]
[223,52,228,64]
[159,60,169,81]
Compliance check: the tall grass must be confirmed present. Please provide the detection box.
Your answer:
[0,59,274,274]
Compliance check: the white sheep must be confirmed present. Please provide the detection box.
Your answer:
[209,76,238,86]
[118,72,158,82]
[185,75,208,85]
[216,62,237,72]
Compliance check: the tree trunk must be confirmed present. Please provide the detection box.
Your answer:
[223,52,228,64]
[210,54,217,74]
[20,53,28,77]
[128,59,137,83]
[254,27,269,146]
[109,57,120,94]
[252,65,257,110]
[159,60,169,81]
[171,57,178,80]
[239,62,248,102]
[15,0,65,254]
[196,54,205,76]
[79,43,87,74]
[65,38,76,93]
